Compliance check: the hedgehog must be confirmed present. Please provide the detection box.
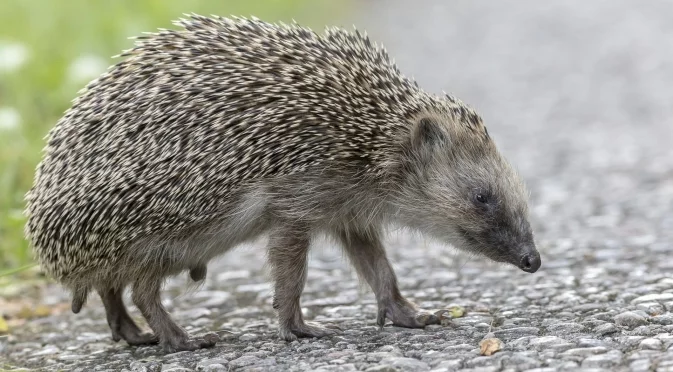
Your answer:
[25,14,541,353]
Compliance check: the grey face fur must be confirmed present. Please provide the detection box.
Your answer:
[392,113,540,273]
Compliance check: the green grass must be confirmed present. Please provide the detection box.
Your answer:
[0,0,349,271]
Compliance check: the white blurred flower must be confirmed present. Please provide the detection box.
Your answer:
[68,54,108,84]
[0,107,20,130]
[0,42,28,72]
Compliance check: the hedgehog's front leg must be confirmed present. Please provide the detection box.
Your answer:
[131,278,219,352]
[268,225,341,341]
[337,229,441,329]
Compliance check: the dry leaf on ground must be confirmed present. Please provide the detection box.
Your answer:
[479,337,502,356]
[448,305,465,318]
[0,316,8,335]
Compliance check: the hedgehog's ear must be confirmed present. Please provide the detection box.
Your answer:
[411,117,448,150]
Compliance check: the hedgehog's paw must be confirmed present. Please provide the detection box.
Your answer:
[123,331,158,346]
[110,319,158,346]
[279,321,341,341]
[161,332,219,353]
[377,299,441,329]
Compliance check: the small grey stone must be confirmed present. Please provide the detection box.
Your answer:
[228,355,261,369]
[633,310,651,318]
[616,335,645,347]
[658,360,673,368]
[465,356,502,369]
[614,311,648,328]
[235,283,272,293]
[502,353,542,369]
[112,352,134,360]
[636,302,665,315]
[493,327,540,339]
[581,350,622,368]
[653,314,673,325]
[434,359,463,369]
[57,353,87,361]
[572,303,608,313]
[200,365,226,372]
[631,325,658,336]
[129,361,149,372]
[196,358,229,371]
[639,338,662,350]
[441,344,474,353]
[577,338,609,348]
[507,336,532,349]
[594,323,619,335]
[381,357,430,371]
[528,336,567,348]
[173,307,211,320]
[146,362,162,372]
[192,291,232,308]
[560,346,607,357]
[656,333,673,349]
[239,333,258,342]
[631,293,673,304]
[366,352,401,362]
[364,366,397,372]
[545,322,585,334]
[549,342,575,352]
[629,359,652,372]
[463,368,501,372]
[30,345,60,356]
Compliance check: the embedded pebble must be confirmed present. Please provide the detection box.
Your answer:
[614,311,648,328]
[632,293,673,304]
[580,350,623,368]
[239,333,259,342]
[380,357,430,371]
[527,336,566,348]
[630,358,652,372]
[594,323,619,335]
[639,338,662,350]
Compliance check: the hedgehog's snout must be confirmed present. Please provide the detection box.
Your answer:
[517,247,541,273]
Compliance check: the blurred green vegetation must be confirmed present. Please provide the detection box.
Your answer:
[0,0,349,271]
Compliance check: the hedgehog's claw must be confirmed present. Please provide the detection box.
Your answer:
[116,329,158,346]
[162,332,219,353]
[378,298,441,329]
[279,321,341,341]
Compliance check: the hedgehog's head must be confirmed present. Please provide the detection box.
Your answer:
[392,106,540,273]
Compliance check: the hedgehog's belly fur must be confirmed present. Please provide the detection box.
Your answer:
[122,188,271,279]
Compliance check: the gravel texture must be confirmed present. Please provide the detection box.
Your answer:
[3,0,673,371]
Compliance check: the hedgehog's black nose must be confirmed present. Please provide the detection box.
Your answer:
[519,251,541,273]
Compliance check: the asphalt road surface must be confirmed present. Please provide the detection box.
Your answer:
[3,0,673,370]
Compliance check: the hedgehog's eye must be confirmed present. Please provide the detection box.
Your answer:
[475,194,488,204]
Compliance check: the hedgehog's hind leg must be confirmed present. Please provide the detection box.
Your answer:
[98,287,158,345]
[131,277,219,353]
